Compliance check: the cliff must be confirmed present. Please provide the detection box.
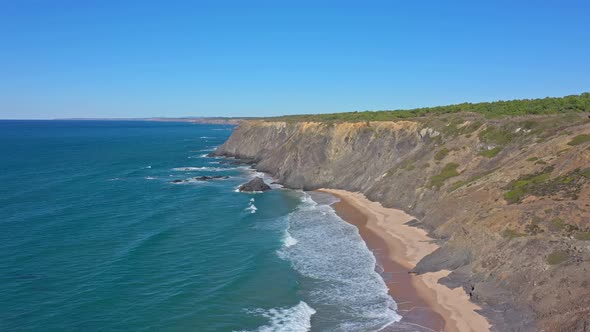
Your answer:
[214,112,590,331]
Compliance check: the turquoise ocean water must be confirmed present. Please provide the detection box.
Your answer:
[0,121,399,331]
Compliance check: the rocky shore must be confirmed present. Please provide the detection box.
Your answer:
[214,113,590,331]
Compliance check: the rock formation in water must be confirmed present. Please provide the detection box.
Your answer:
[239,177,271,192]
[170,175,230,183]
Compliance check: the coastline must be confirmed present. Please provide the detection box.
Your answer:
[319,189,491,332]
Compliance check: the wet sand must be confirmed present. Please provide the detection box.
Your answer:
[319,189,490,332]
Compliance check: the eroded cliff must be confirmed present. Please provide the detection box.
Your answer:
[215,112,590,331]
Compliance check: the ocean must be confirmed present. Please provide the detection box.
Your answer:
[0,121,398,331]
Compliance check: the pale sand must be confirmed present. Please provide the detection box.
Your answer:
[319,189,490,332]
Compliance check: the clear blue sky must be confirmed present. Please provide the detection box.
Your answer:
[1,0,589,119]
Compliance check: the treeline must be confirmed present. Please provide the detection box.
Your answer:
[268,93,590,122]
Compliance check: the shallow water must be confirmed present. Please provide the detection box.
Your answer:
[0,120,398,331]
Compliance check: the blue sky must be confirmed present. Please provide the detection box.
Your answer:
[1,1,589,119]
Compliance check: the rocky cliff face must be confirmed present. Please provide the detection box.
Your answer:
[215,113,590,331]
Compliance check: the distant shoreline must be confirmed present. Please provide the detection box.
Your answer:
[0,118,245,125]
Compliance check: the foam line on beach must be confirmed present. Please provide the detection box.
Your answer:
[319,189,491,332]
[276,192,401,331]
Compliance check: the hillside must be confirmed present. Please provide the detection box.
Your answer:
[214,95,590,331]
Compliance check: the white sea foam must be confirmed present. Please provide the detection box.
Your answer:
[250,171,267,179]
[200,136,214,139]
[144,176,157,180]
[245,198,258,214]
[245,204,257,214]
[276,192,401,331]
[172,167,237,172]
[248,301,316,332]
[169,178,206,185]
[187,153,212,159]
[283,230,298,247]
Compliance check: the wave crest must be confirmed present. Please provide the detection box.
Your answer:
[248,301,315,332]
[172,166,237,172]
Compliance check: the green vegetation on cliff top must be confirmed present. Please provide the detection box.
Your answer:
[268,93,590,122]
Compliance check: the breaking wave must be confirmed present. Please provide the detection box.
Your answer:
[245,198,257,214]
[246,301,316,332]
[283,229,298,248]
[172,166,237,172]
[277,192,401,331]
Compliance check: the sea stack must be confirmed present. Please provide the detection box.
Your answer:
[239,177,271,192]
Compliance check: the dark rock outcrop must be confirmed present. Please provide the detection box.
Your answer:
[170,175,230,183]
[194,175,229,181]
[239,177,271,192]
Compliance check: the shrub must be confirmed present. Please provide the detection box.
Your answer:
[503,228,526,239]
[479,147,502,158]
[401,161,416,171]
[504,188,526,204]
[575,232,590,241]
[448,180,467,192]
[448,169,496,192]
[478,127,514,145]
[430,163,460,189]
[401,159,416,171]
[434,148,449,160]
[504,168,553,204]
[567,134,590,146]
[551,218,565,230]
[463,121,483,134]
[546,250,569,265]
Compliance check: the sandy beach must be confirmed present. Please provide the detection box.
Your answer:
[319,189,490,332]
